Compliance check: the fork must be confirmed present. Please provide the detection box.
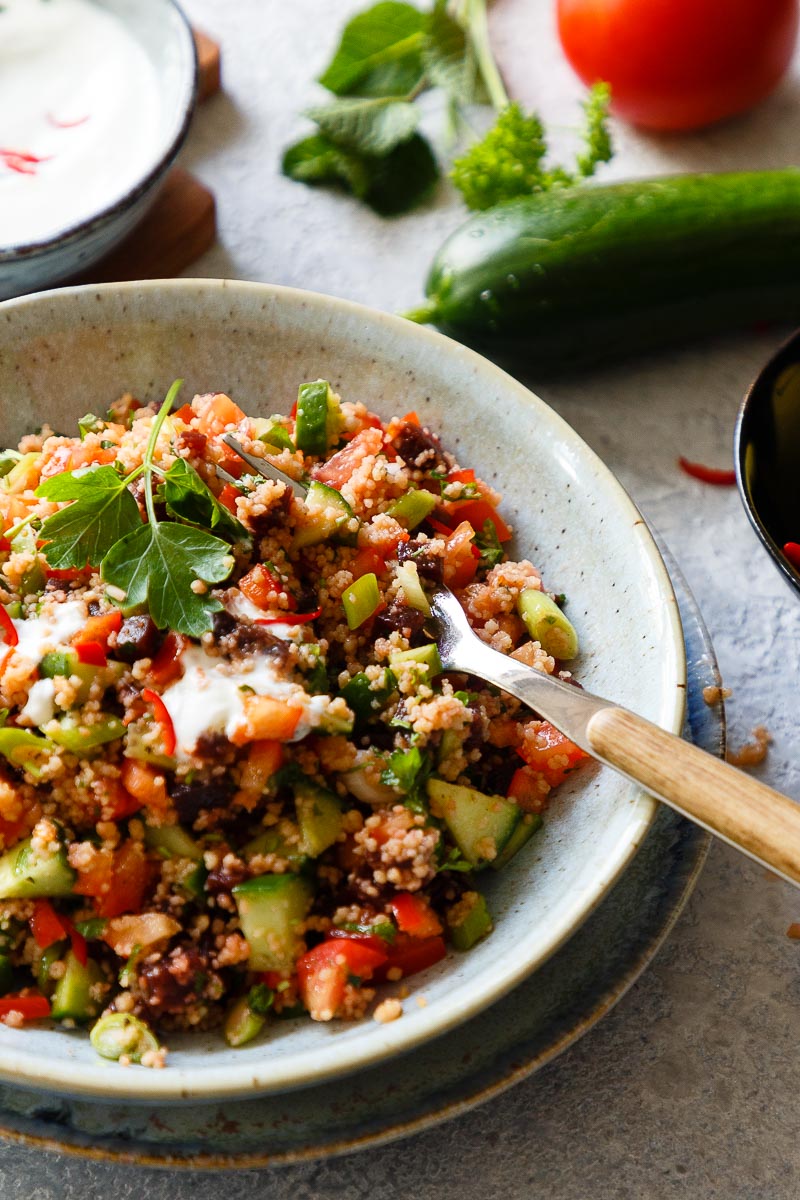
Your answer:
[426,585,800,886]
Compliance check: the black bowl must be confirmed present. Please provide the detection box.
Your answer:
[736,327,800,598]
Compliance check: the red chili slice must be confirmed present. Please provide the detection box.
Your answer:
[0,605,18,647]
[255,608,322,625]
[141,688,177,756]
[677,457,736,486]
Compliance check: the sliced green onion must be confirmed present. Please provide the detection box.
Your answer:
[342,572,381,630]
[386,488,438,530]
[90,1013,160,1063]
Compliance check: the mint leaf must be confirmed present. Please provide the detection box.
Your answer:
[381,745,432,813]
[161,457,247,543]
[473,519,503,569]
[36,465,142,569]
[283,131,438,216]
[423,2,488,107]
[319,1,427,98]
[305,96,419,156]
[101,522,232,637]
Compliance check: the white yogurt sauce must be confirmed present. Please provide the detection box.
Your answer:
[0,0,162,247]
[160,644,321,759]
[19,677,57,725]
[6,600,88,665]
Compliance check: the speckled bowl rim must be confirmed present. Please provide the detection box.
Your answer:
[0,279,686,1101]
[0,0,198,261]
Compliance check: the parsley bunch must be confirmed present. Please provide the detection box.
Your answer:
[36,382,247,637]
[283,1,612,216]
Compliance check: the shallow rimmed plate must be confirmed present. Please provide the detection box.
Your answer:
[0,279,685,1100]
[0,551,713,1166]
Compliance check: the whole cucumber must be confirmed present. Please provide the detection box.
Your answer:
[405,170,800,367]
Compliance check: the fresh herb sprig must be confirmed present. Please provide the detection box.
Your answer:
[283,1,612,216]
[37,381,240,637]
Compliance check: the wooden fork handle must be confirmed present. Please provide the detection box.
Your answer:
[587,706,800,884]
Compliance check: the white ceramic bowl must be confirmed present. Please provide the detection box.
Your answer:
[0,280,685,1101]
[0,0,197,300]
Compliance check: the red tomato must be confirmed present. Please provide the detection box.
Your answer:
[374,934,447,981]
[507,765,548,813]
[312,427,383,489]
[75,610,122,650]
[518,721,588,788]
[74,640,106,667]
[443,521,480,589]
[297,938,388,1021]
[239,563,294,610]
[218,483,241,515]
[74,840,153,919]
[390,893,443,939]
[148,632,188,687]
[557,0,798,131]
[0,994,51,1021]
[452,497,511,543]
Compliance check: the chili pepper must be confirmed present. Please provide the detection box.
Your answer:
[75,641,107,667]
[783,542,800,570]
[0,606,18,647]
[677,457,736,485]
[255,608,322,626]
[0,994,51,1021]
[141,688,177,756]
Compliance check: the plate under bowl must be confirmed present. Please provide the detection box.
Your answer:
[0,279,686,1101]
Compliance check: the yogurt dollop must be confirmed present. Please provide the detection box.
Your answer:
[0,0,162,247]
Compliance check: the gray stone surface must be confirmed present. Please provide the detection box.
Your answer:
[3,0,800,1194]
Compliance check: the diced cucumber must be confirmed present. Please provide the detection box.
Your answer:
[0,728,59,779]
[0,835,75,899]
[292,777,343,857]
[447,890,493,950]
[44,712,126,756]
[144,824,203,862]
[340,668,396,725]
[233,873,313,972]
[50,950,106,1022]
[294,380,342,455]
[2,452,39,494]
[38,649,98,704]
[0,953,14,995]
[224,984,273,1048]
[389,643,442,680]
[90,1012,160,1063]
[0,450,22,480]
[490,812,543,871]
[292,480,357,550]
[427,778,520,868]
[123,722,177,770]
[342,572,380,630]
[242,827,308,872]
[394,559,431,615]
[251,417,294,452]
[37,941,67,996]
[386,488,438,529]
[517,589,579,660]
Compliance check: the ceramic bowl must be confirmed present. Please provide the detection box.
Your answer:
[0,280,685,1101]
[0,0,197,301]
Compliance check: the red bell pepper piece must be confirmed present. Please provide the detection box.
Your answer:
[218,483,241,515]
[0,993,51,1021]
[0,605,18,647]
[30,899,68,950]
[297,938,388,1021]
[141,688,176,756]
[75,640,107,667]
[374,934,446,981]
[390,893,443,938]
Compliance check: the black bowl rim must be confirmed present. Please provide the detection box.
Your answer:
[0,0,198,263]
[735,325,800,599]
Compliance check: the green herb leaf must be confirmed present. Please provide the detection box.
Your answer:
[381,745,431,813]
[283,131,438,216]
[473,519,503,569]
[247,983,275,1016]
[36,465,142,569]
[423,1,487,107]
[101,522,232,637]
[438,845,473,873]
[450,102,548,211]
[576,82,613,178]
[319,1,427,98]
[305,96,419,156]
[161,457,247,543]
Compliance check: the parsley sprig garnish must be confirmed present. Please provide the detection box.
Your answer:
[37,381,240,637]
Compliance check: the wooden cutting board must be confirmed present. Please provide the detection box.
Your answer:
[72,30,221,287]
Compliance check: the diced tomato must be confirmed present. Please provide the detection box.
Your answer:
[30,899,68,950]
[195,393,246,438]
[349,548,387,580]
[75,610,122,651]
[148,631,188,687]
[75,640,106,667]
[230,697,303,745]
[100,779,141,822]
[0,811,32,849]
[45,567,88,582]
[297,939,388,1021]
[74,840,152,919]
[218,483,241,515]
[40,442,115,480]
[428,516,454,536]
[401,411,420,426]
[119,758,169,816]
[451,497,512,543]
[239,563,295,611]
[0,993,51,1021]
[141,688,176,756]
[173,403,195,423]
[507,765,548,813]
[448,468,476,485]
[390,893,443,939]
[443,520,480,589]
[374,934,446,981]
[234,739,284,810]
[312,427,383,488]
[328,929,392,955]
[518,721,588,788]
